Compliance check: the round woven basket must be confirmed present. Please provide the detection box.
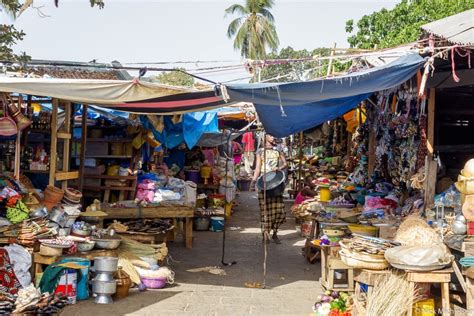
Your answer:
[339,250,388,270]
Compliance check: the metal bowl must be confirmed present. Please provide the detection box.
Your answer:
[77,241,95,252]
[30,206,48,219]
[92,280,117,294]
[93,238,122,250]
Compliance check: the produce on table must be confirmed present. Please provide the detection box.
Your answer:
[313,290,352,316]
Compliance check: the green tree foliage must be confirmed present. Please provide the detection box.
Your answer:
[155,68,194,87]
[259,46,351,82]
[346,0,474,49]
[225,0,279,60]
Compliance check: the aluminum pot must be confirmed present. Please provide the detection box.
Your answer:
[93,272,114,282]
[94,256,118,272]
[92,280,117,294]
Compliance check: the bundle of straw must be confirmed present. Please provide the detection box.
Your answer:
[366,271,421,316]
[118,251,142,284]
[119,236,168,261]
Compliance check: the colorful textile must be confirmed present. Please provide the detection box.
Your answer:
[0,249,21,295]
[294,192,308,206]
[257,148,280,174]
[258,191,286,232]
[242,132,255,152]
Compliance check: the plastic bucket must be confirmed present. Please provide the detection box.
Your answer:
[54,269,77,304]
[59,258,91,301]
[319,186,331,202]
[210,217,224,232]
[185,170,200,184]
[238,180,251,191]
[194,217,210,231]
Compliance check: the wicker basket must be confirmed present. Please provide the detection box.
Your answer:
[339,250,388,270]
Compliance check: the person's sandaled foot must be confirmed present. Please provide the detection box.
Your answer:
[272,233,281,244]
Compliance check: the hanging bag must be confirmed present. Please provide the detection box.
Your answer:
[0,98,18,136]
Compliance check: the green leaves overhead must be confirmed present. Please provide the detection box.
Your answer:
[225,0,279,60]
[346,0,474,49]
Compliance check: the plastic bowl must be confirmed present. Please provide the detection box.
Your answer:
[141,276,167,289]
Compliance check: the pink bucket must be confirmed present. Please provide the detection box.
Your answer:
[141,276,167,289]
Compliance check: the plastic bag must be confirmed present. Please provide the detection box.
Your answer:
[385,244,453,269]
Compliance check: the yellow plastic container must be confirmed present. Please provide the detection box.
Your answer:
[413,299,435,316]
[348,224,379,237]
[225,202,232,219]
[319,186,331,202]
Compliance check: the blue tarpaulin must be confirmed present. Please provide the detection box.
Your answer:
[226,53,425,137]
[141,111,218,149]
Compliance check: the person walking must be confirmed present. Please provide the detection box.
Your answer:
[251,134,287,244]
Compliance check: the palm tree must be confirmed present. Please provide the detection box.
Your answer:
[225,0,279,60]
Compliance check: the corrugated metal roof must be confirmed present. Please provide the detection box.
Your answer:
[421,9,474,45]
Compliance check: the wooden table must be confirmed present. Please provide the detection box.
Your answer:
[33,249,119,278]
[354,268,452,316]
[102,204,194,249]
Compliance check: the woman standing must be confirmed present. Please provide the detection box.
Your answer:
[251,134,287,244]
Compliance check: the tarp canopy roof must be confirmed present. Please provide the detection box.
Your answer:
[225,53,425,137]
[0,76,224,114]
[421,9,474,45]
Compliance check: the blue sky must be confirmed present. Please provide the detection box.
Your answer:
[11,0,398,82]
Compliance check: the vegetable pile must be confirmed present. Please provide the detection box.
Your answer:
[313,290,352,316]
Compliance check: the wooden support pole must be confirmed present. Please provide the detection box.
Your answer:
[367,106,376,178]
[49,98,58,186]
[427,89,435,155]
[424,89,437,208]
[78,104,88,192]
[298,132,304,191]
[61,101,72,190]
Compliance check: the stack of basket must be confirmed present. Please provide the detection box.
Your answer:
[62,188,82,206]
[339,234,400,270]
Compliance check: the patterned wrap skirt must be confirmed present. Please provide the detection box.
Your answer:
[258,190,286,232]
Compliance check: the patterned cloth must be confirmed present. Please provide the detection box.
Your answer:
[0,249,21,295]
[258,190,286,232]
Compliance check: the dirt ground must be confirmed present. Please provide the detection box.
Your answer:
[63,191,322,316]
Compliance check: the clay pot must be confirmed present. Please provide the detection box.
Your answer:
[43,185,64,211]
[114,267,132,299]
[7,102,31,131]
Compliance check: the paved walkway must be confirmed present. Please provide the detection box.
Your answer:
[64,191,322,316]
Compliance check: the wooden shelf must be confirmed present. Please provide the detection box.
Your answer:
[72,155,132,159]
[82,185,135,191]
[28,129,51,135]
[72,138,132,143]
[84,174,137,180]
[22,170,49,174]
[55,171,79,181]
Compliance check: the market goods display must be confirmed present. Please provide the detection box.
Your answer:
[110,218,173,234]
[395,215,443,246]
[312,290,352,316]
[365,272,421,316]
[384,244,453,271]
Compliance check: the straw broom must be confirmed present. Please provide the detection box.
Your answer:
[366,271,421,316]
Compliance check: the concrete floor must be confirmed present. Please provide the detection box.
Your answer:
[63,191,322,316]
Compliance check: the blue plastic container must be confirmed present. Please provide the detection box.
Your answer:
[210,216,224,232]
[59,257,91,300]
